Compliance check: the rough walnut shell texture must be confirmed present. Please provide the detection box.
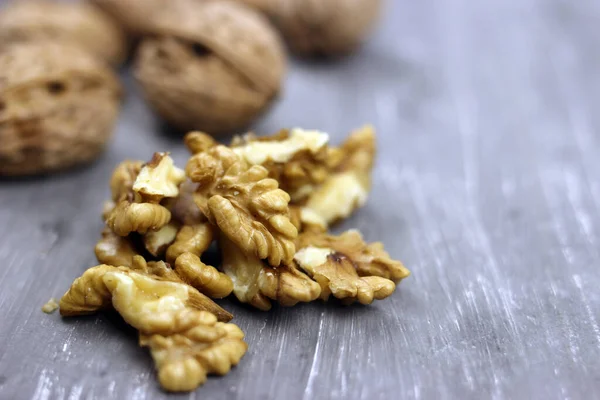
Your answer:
[235,0,382,56]
[134,0,286,135]
[0,0,127,65]
[0,42,121,176]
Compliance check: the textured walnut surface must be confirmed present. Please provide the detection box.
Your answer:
[133,0,286,134]
[1,1,592,398]
[0,41,121,176]
[0,0,127,65]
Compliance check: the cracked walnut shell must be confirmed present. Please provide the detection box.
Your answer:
[0,42,121,176]
[0,0,127,65]
[234,0,382,57]
[187,145,297,266]
[133,0,286,135]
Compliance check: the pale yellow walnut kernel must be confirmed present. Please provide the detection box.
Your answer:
[303,125,376,224]
[60,264,232,322]
[133,152,186,201]
[144,221,180,257]
[165,223,214,265]
[42,298,59,314]
[188,146,297,266]
[289,206,327,234]
[109,160,144,202]
[230,129,333,202]
[139,311,247,392]
[106,197,172,236]
[95,227,138,267]
[294,230,409,305]
[232,128,329,165]
[220,235,320,310]
[174,253,233,299]
[297,229,410,283]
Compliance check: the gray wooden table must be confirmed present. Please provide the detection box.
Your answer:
[2,0,600,399]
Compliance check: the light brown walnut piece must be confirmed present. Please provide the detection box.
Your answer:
[59,263,243,392]
[187,145,297,266]
[144,221,180,257]
[165,223,214,265]
[184,131,217,155]
[139,310,247,392]
[133,152,186,202]
[230,128,333,202]
[220,235,320,310]
[289,206,327,234]
[106,196,172,236]
[294,230,410,304]
[95,227,139,268]
[303,125,376,225]
[106,153,185,236]
[59,264,232,322]
[109,160,144,202]
[174,253,233,299]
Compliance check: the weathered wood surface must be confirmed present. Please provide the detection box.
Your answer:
[1,0,600,398]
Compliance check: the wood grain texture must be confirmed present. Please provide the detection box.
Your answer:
[1,0,600,398]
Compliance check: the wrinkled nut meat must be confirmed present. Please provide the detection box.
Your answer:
[106,198,172,236]
[133,152,186,202]
[303,126,376,225]
[234,0,382,57]
[95,227,139,268]
[106,153,184,236]
[220,235,321,310]
[165,223,214,265]
[230,128,333,202]
[0,42,121,176]
[58,123,408,393]
[174,252,233,299]
[0,0,127,65]
[140,311,247,392]
[187,145,297,266]
[134,0,286,134]
[59,264,232,322]
[294,230,409,304]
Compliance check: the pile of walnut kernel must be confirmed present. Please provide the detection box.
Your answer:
[58,125,410,392]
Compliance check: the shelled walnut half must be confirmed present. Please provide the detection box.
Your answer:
[294,230,409,304]
[106,153,184,236]
[59,264,244,392]
[187,145,297,267]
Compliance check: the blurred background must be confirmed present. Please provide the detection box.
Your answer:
[1,0,600,399]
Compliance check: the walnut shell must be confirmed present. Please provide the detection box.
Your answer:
[133,0,286,135]
[235,0,382,56]
[0,42,121,176]
[0,0,127,65]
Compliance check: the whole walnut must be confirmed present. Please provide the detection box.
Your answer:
[234,0,382,56]
[133,0,286,135]
[0,0,127,66]
[0,42,121,176]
